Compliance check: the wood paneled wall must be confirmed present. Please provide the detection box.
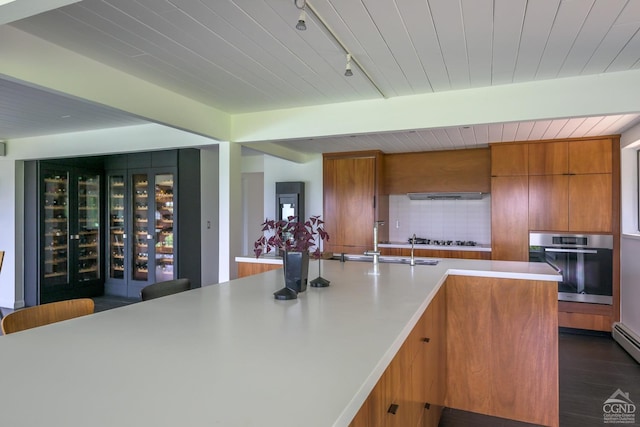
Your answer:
[384,148,491,194]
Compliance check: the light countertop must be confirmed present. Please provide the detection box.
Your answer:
[0,259,559,427]
[235,253,283,264]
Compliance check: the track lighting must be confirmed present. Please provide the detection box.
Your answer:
[294,0,306,31]
[344,54,353,77]
[296,9,306,30]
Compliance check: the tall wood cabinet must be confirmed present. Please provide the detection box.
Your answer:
[25,159,105,305]
[490,144,529,261]
[323,151,388,255]
[490,136,621,331]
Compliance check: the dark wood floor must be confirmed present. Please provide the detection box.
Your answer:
[92,294,139,312]
[439,329,640,427]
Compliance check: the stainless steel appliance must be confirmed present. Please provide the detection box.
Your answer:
[407,237,477,246]
[529,233,613,305]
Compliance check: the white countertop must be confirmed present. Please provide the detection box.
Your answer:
[0,259,559,427]
[236,253,283,264]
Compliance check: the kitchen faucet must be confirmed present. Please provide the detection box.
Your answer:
[364,221,385,265]
[410,234,416,266]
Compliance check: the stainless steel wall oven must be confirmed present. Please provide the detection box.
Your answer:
[529,233,613,305]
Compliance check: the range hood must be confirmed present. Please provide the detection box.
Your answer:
[407,192,484,200]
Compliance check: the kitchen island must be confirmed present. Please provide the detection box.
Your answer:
[0,259,560,427]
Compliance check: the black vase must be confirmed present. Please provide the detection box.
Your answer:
[274,251,309,300]
[283,250,309,293]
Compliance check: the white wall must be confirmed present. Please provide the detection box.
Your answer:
[217,141,242,282]
[388,195,491,244]
[0,124,220,308]
[242,172,265,255]
[261,153,323,227]
[620,125,640,337]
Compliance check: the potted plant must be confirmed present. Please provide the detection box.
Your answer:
[254,215,329,300]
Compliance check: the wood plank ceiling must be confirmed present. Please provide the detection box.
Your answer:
[4,0,640,153]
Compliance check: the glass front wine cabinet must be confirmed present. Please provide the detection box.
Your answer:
[36,163,103,304]
[106,169,177,292]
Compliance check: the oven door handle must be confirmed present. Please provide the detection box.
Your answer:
[546,248,598,254]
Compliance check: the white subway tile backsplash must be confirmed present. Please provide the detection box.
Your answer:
[388,194,491,244]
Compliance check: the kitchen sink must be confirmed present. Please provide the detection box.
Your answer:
[331,254,439,265]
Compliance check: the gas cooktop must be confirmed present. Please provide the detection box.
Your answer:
[407,237,478,247]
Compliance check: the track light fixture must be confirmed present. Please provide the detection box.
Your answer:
[345,53,353,77]
[294,0,306,31]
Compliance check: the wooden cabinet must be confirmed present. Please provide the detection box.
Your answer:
[491,143,528,176]
[528,175,569,231]
[568,173,612,232]
[490,176,529,261]
[528,138,613,232]
[350,276,558,427]
[379,247,491,260]
[568,138,612,174]
[323,151,387,255]
[528,141,567,175]
[237,261,282,278]
[420,285,447,426]
[384,148,490,194]
[492,137,617,258]
[490,143,530,261]
[445,275,559,427]
[528,138,612,175]
[491,136,620,332]
[349,286,447,427]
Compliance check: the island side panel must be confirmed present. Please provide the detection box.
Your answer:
[444,275,492,414]
[445,275,559,427]
[490,279,559,427]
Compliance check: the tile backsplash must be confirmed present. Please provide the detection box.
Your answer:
[388,194,491,244]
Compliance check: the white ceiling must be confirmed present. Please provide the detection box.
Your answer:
[3,0,640,153]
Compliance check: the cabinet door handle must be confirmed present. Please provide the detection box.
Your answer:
[387,404,399,415]
[422,337,431,343]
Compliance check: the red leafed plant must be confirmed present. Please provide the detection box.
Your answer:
[254,215,329,258]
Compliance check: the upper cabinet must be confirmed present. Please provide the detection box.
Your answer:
[491,144,528,176]
[568,138,613,174]
[528,138,615,233]
[528,141,567,175]
[323,151,387,255]
[386,148,490,193]
[528,138,612,175]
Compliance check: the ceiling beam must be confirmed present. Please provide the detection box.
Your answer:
[0,0,81,26]
[231,69,640,143]
[0,26,232,142]
[239,141,312,163]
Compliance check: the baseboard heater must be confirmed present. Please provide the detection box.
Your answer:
[612,322,640,364]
